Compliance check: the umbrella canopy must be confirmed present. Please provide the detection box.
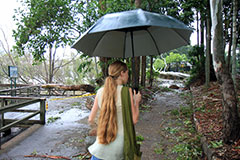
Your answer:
[72,9,193,58]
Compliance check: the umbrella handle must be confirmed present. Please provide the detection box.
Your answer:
[132,87,139,94]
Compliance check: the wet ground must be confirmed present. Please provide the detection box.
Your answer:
[0,79,193,160]
[135,88,189,159]
[0,96,93,160]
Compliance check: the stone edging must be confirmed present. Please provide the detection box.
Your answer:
[0,124,42,154]
[190,87,218,160]
[193,113,218,160]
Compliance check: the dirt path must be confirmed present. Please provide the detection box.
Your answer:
[135,88,201,160]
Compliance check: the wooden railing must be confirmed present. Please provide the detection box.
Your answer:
[0,85,41,97]
[0,96,46,148]
[0,84,93,96]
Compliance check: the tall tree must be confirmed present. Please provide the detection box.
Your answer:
[0,27,28,84]
[135,0,146,87]
[231,0,238,88]
[132,0,141,88]
[210,0,240,143]
[99,0,110,78]
[13,0,77,84]
[149,56,153,87]
[205,0,211,87]
[141,56,146,87]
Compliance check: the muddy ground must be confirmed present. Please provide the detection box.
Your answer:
[0,79,201,160]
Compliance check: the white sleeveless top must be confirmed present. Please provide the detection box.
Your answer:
[88,85,124,160]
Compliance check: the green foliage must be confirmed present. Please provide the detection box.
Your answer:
[179,105,193,117]
[164,126,180,134]
[172,137,202,160]
[186,45,205,86]
[13,0,77,61]
[164,104,202,159]
[161,123,202,159]
[154,144,164,154]
[136,134,144,145]
[77,55,93,74]
[140,104,151,112]
[153,59,165,71]
[73,0,100,34]
[47,116,61,123]
[141,0,195,26]
[153,49,190,73]
[170,109,180,116]
[136,134,145,141]
[209,140,223,149]
[165,52,187,64]
[101,0,134,14]
[146,67,159,80]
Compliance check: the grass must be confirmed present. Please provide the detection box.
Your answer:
[140,104,151,112]
[160,86,172,92]
[136,134,145,145]
[47,116,61,123]
[158,103,202,159]
[209,140,223,149]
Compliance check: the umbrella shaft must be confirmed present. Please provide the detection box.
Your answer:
[131,31,138,90]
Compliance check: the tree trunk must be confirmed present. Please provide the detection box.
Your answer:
[99,0,109,78]
[0,28,28,84]
[49,45,53,84]
[135,0,141,8]
[141,56,146,87]
[227,28,232,71]
[197,11,200,46]
[99,57,109,78]
[226,4,233,71]
[131,0,141,89]
[131,57,140,88]
[200,14,205,46]
[231,0,238,88]
[205,0,211,87]
[210,0,240,143]
[149,56,153,87]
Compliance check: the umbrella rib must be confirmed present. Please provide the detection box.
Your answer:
[172,29,190,44]
[92,32,108,56]
[131,31,135,57]
[146,29,161,55]
[123,31,127,58]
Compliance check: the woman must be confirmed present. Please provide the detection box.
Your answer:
[88,61,141,160]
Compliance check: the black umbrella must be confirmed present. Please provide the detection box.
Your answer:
[72,9,193,58]
[72,9,193,89]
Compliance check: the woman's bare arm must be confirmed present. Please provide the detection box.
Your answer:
[88,96,99,125]
[129,88,141,125]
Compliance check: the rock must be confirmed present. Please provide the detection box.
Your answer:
[89,128,97,136]
[85,136,96,151]
[169,85,180,89]
[86,97,94,110]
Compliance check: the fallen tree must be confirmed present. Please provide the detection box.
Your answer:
[158,71,190,80]
[41,84,95,93]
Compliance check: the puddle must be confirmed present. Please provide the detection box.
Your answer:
[46,108,89,127]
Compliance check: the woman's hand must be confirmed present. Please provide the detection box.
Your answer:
[129,88,141,124]
[133,90,141,105]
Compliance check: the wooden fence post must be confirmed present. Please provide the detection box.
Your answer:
[0,98,5,149]
[40,99,46,125]
[38,86,41,96]
[1,99,5,128]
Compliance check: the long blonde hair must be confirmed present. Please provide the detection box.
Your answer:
[97,61,128,144]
